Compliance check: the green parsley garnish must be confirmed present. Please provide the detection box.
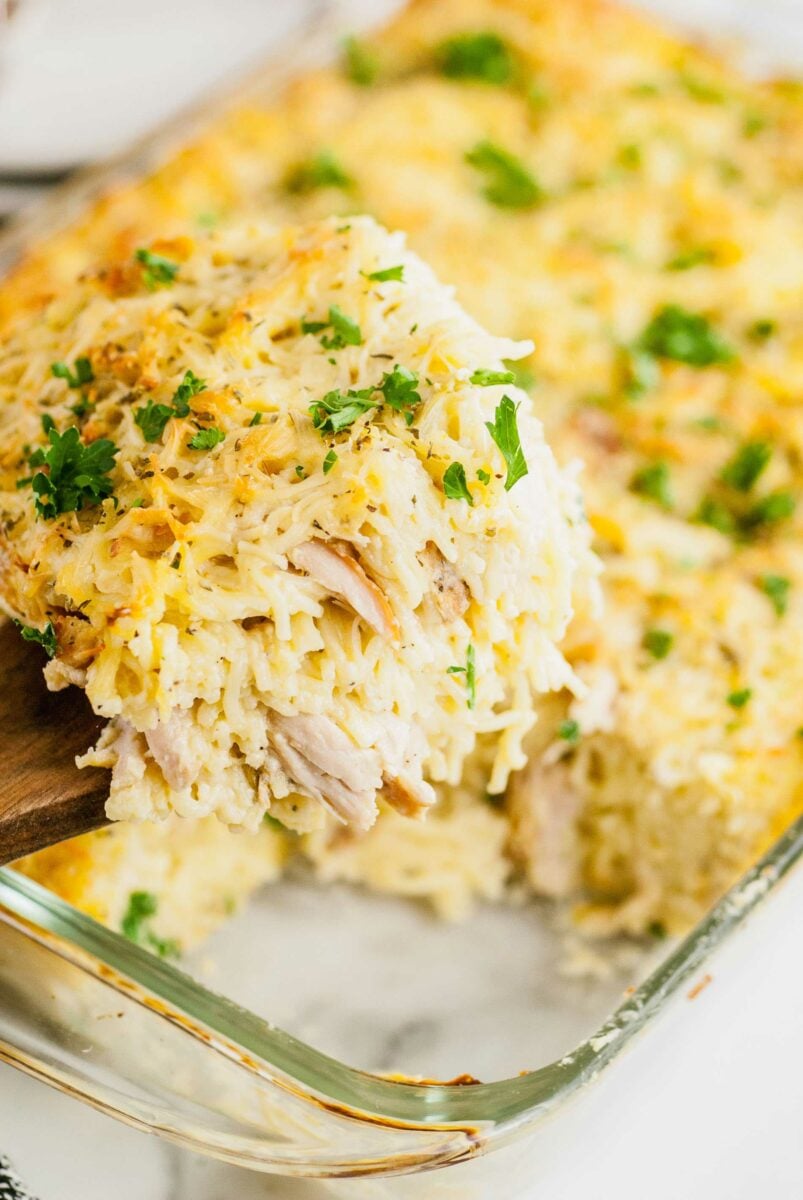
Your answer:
[696,494,736,535]
[21,425,118,519]
[134,370,207,442]
[378,364,421,424]
[558,718,581,744]
[13,619,57,658]
[502,358,536,391]
[485,395,528,491]
[747,318,776,342]
[69,394,93,419]
[643,628,674,660]
[679,72,725,104]
[447,642,476,709]
[466,140,543,209]
[435,31,514,85]
[284,151,353,194]
[477,468,491,484]
[743,111,769,137]
[621,346,659,399]
[321,305,363,350]
[720,441,772,492]
[121,891,179,959]
[342,34,379,86]
[760,573,791,617]
[743,490,795,532]
[322,449,338,475]
[51,357,94,389]
[639,305,734,367]
[666,247,715,271]
[187,427,225,451]
[249,411,263,426]
[364,264,405,283]
[470,367,516,387]
[631,461,673,509]
[310,387,377,434]
[727,688,752,709]
[135,247,180,290]
[443,462,474,505]
[295,464,307,479]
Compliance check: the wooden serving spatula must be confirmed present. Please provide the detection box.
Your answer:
[0,620,110,865]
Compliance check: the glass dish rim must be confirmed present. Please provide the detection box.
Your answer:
[1,0,803,1172]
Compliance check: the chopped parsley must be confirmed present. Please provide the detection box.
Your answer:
[364,264,405,283]
[720,441,772,492]
[631,461,673,509]
[378,364,421,424]
[342,34,379,86]
[322,449,338,475]
[121,891,179,959]
[485,395,528,490]
[134,370,206,442]
[321,305,363,350]
[743,490,795,532]
[621,346,659,399]
[747,318,776,342]
[13,619,57,658]
[639,305,734,367]
[477,468,491,484]
[187,427,225,451]
[284,151,352,194]
[727,688,752,710]
[697,495,736,536]
[503,358,536,391]
[447,642,476,709]
[558,718,581,744]
[443,462,474,505]
[760,573,791,617]
[679,72,726,104]
[310,387,377,434]
[466,140,543,209]
[51,357,94,389]
[665,247,715,271]
[643,628,674,660]
[435,31,514,85]
[135,247,179,290]
[249,411,263,426]
[295,464,307,479]
[470,367,516,387]
[21,425,118,519]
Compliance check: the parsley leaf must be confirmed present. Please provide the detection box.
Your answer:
[322,449,338,475]
[558,718,581,744]
[378,364,421,424]
[697,494,735,534]
[436,31,514,84]
[121,891,179,959]
[760,573,791,617]
[477,468,491,484]
[621,346,659,398]
[343,34,379,86]
[631,461,673,509]
[135,247,179,290]
[310,387,377,434]
[665,247,715,272]
[443,462,474,505]
[747,318,776,342]
[643,628,674,660]
[51,357,94,389]
[22,425,118,519]
[284,151,353,194]
[249,411,263,426]
[447,643,476,709]
[321,305,363,350]
[485,395,528,490]
[187,427,225,451]
[470,367,516,386]
[466,140,543,209]
[13,619,57,658]
[134,370,206,442]
[364,264,405,282]
[727,688,752,709]
[743,490,795,532]
[639,305,734,367]
[720,441,772,492]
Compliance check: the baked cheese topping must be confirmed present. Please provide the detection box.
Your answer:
[0,215,592,832]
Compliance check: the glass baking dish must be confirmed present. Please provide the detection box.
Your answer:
[1,1,803,1192]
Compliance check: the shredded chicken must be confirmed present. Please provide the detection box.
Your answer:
[290,539,399,639]
[144,710,200,791]
[508,757,582,898]
[419,542,469,622]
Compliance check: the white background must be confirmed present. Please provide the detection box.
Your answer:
[0,1,802,1196]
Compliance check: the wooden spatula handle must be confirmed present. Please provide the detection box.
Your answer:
[0,619,109,865]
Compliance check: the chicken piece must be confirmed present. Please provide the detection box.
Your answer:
[144,710,200,791]
[419,542,469,622]
[290,539,399,640]
[508,757,582,898]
